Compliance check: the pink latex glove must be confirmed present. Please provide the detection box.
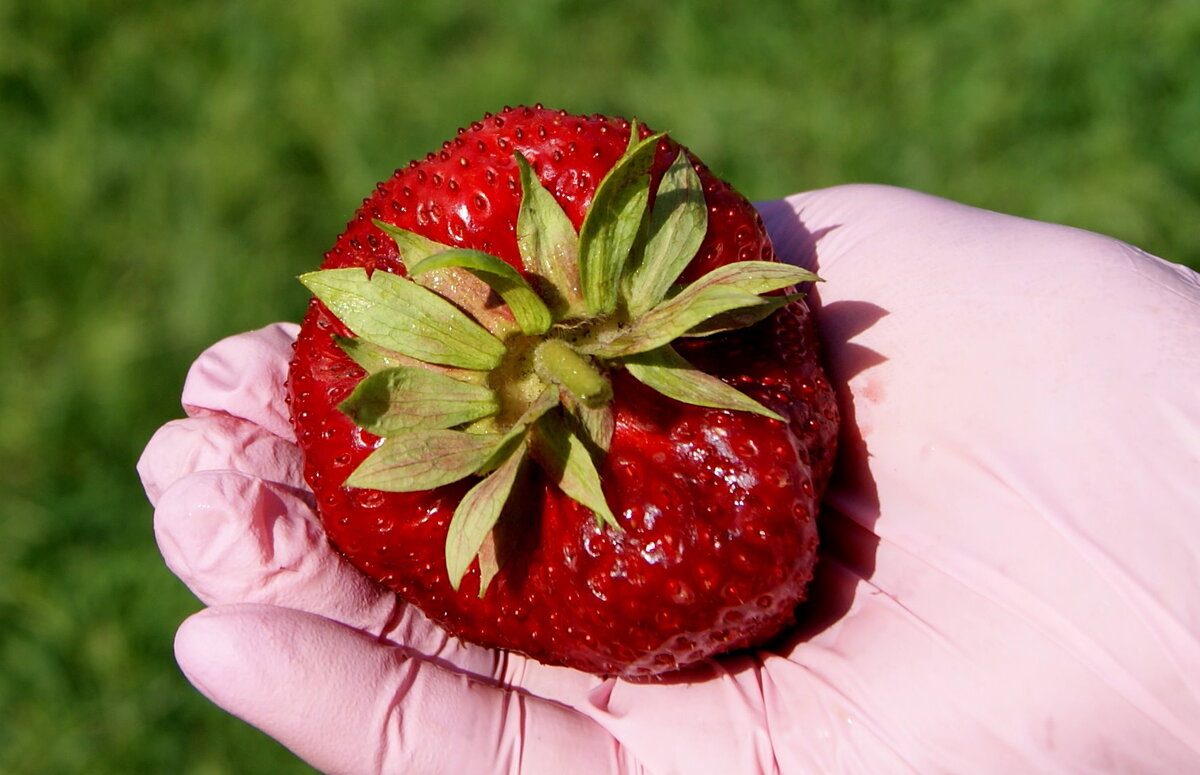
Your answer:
[138,184,1200,774]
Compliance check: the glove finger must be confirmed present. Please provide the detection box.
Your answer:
[154,468,600,702]
[137,413,305,507]
[175,604,640,775]
[153,470,394,630]
[180,322,299,440]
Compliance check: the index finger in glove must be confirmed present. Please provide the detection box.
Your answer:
[138,411,304,507]
[137,322,301,503]
[181,321,299,440]
[152,470,399,633]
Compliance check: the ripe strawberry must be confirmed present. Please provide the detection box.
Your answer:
[288,106,838,677]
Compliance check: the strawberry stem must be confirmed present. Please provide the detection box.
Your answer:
[534,338,611,408]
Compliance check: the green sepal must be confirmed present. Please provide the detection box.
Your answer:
[337,366,499,437]
[563,394,614,457]
[475,532,502,599]
[623,150,708,318]
[373,220,450,270]
[622,344,784,421]
[335,335,488,386]
[585,285,765,358]
[584,261,816,358]
[300,268,506,370]
[445,440,529,592]
[345,429,501,492]
[682,260,820,296]
[625,118,642,153]
[514,152,584,318]
[407,248,553,336]
[532,410,620,530]
[334,335,407,375]
[578,131,666,316]
[373,220,520,337]
[682,292,804,337]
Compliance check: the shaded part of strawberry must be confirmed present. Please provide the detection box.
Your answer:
[679,300,840,489]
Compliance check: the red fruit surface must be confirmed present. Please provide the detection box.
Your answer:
[288,106,838,677]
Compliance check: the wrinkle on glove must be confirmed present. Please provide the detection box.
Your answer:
[181,321,299,440]
[138,412,305,505]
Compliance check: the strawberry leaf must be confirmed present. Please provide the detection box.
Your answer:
[475,532,502,599]
[680,260,820,297]
[584,261,817,358]
[564,395,614,456]
[515,152,583,318]
[681,293,803,337]
[445,440,529,592]
[533,410,619,530]
[335,335,488,385]
[578,131,665,317]
[300,268,506,370]
[373,220,450,269]
[584,285,765,358]
[338,366,499,436]
[373,220,520,337]
[476,385,560,473]
[334,335,407,375]
[345,429,501,492]
[407,248,553,336]
[623,150,708,317]
[622,344,784,421]
[346,384,558,492]
[625,118,642,152]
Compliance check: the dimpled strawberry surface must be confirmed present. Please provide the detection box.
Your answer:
[288,106,838,677]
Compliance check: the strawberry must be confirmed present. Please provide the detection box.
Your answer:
[287,106,838,677]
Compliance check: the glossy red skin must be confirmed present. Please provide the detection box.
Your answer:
[288,107,838,677]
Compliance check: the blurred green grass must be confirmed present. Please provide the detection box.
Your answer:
[1,0,1197,772]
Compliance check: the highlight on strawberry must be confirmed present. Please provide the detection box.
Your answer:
[288,106,839,677]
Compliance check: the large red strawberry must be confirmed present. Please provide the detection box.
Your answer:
[288,106,838,678]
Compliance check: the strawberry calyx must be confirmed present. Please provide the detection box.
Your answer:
[299,121,820,594]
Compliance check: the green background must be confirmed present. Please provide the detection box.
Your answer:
[2,0,1197,772]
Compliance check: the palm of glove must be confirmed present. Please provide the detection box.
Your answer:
[139,185,1200,775]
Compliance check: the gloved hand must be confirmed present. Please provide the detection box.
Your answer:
[138,184,1200,774]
